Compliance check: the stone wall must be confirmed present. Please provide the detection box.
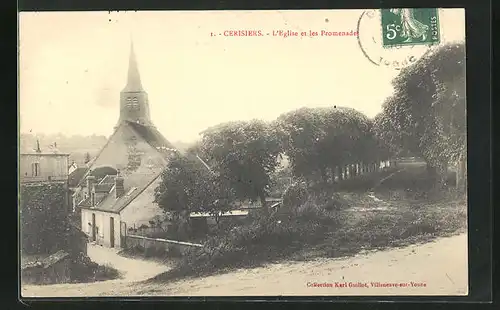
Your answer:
[125,234,202,255]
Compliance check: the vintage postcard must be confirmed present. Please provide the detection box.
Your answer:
[19,9,467,297]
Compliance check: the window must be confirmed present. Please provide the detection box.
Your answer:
[31,162,40,176]
[126,97,139,110]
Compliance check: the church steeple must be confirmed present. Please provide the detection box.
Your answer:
[117,39,152,127]
[123,41,144,92]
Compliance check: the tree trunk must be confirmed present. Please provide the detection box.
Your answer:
[330,167,337,183]
[320,168,328,184]
[259,192,268,213]
[426,163,444,190]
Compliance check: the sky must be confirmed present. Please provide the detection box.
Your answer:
[19,9,465,143]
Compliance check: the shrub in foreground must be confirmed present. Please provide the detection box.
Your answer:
[70,252,122,283]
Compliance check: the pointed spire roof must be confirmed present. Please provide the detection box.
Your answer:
[122,40,144,92]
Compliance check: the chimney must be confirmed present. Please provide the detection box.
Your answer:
[115,172,125,198]
[86,175,96,207]
[86,175,96,193]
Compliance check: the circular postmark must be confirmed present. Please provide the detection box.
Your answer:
[356,9,435,70]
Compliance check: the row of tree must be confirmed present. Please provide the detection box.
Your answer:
[153,109,392,238]
[153,42,466,236]
[373,42,466,187]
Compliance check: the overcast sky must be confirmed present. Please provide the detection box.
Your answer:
[19,9,465,143]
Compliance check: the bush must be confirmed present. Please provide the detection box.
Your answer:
[70,252,121,283]
[153,205,343,282]
[20,183,70,255]
[282,179,309,209]
[144,246,166,258]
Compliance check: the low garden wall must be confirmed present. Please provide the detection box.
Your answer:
[125,234,203,256]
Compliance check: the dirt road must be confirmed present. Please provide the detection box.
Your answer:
[21,233,468,297]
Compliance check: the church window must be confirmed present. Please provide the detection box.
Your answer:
[132,97,139,109]
[126,97,139,110]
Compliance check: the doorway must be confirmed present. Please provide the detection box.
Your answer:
[110,217,115,248]
[91,213,96,241]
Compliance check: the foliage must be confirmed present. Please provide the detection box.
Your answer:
[282,179,309,209]
[154,151,234,239]
[70,252,122,283]
[20,183,70,255]
[275,106,388,183]
[374,43,466,185]
[84,152,91,164]
[199,120,282,209]
[153,189,466,282]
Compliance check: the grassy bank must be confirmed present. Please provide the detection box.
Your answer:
[151,163,466,283]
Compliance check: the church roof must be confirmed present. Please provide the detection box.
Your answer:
[78,121,178,213]
[126,121,177,152]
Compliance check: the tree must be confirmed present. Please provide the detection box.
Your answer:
[20,183,70,254]
[199,120,282,211]
[378,42,466,187]
[153,151,233,239]
[84,152,91,164]
[276,106,380,184]
[274,108,328,183]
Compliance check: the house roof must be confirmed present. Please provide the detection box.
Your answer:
[68,167,87,187]
[94,183,114,193]
[99,175,116,185]
[81,171,162,213]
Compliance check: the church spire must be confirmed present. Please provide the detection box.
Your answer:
[117,38,152,127]
[123,40,144,92]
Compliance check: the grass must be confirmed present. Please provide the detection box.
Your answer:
[69,253,123,283]
[118,244,182,265]
[150,162,467,283]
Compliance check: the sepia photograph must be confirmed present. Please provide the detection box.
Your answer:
[19,9,467,297]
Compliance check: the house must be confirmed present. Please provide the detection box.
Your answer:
[76,41,178,248]
[19,142,72,212]
[68,165,87,211]
[20,141,70,184]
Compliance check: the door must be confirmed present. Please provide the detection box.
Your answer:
[91,213,96,241]
[110,217,115,248]
[120,221,127,248]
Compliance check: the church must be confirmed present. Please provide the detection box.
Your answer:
[73,41,177,248]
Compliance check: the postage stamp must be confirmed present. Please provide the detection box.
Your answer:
[357,9,438,70]
[381,8,440,47]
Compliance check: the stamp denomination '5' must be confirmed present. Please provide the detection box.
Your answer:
[381,8,440,47]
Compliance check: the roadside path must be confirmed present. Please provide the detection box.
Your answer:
[22,234,467,297]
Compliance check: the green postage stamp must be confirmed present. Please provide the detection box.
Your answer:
[381,8,440,47]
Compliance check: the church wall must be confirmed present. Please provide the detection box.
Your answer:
[81,209,121,248]
[120,176,165,228]
[89,124,167,177]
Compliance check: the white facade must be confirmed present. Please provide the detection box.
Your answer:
[20,153,69,183]
[120,177,164,227]
[81,209,121,248]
